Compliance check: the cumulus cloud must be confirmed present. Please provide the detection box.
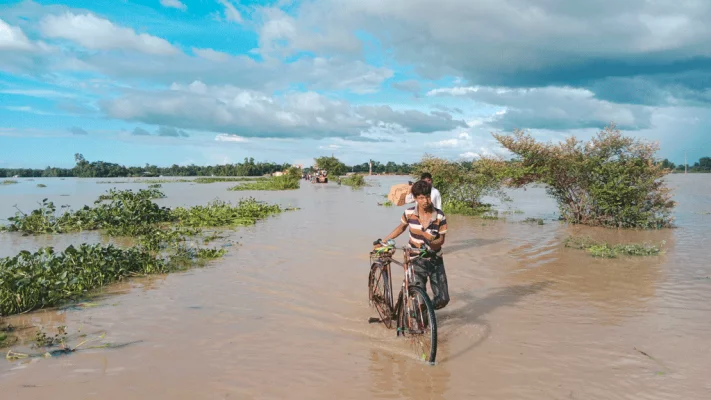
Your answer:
[100,81,466,139]
[429,86,653,130]
[69,126,88,135]
[40,12,179,55]
[0,18,34,50]
[261,0,711,87]
[160,0,187,11]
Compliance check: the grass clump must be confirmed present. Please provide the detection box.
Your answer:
[2,180,18,185]
[37,184,47,188]
[443,200,495,217]
[340,174,366,189]
[564,235,664,258]
[378,200,393,207]
[522,217,545,225]
[147,183,162,188]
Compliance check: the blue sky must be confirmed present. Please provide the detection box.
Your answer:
[1,0,709,168]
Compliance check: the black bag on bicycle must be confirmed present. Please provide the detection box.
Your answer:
[429,256,450,310]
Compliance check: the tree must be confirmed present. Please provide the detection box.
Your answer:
[314,156,347,176]
[412,155,510,215]
[492,123,676,229]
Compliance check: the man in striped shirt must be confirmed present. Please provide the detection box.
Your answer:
[379,180,450,309]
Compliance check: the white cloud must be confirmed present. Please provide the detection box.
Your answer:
[459,151,477,159]
[215,133,248,142]
[218,0,242,23]
[192,47,230,62]
[0,89,76,98]
[40,12,179,55]
[434,138,459,147]
[160,0,187,11]
[429,85,653,130]
[458,132,470,140]
[100,81,465,139]
[0,18,34,50]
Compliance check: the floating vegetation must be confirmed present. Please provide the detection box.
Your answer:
[147,183,162,188]
[564,235,664,258]
[172,199,284,228]
[522,217,545,225]
[340,174,367,189]
[0,188,292,315]
[2,180,18,185]
[36,184,47,188]
[378,200,393,207]
[194,177,268,184]
[228,175,300,191]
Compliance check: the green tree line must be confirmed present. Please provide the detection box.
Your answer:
[659,157,711,173]
[0,154,415,178]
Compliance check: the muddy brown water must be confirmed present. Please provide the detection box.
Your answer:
[1,175,710,399]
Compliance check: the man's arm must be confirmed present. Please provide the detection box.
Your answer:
[382,222,407,242]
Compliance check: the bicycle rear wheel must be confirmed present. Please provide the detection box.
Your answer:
[368,262,394,328]
[396,285,437,364]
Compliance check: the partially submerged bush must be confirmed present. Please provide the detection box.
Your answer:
[493,124,675,229]
[412,155,510,215]
[341,174,366,188]
[564,235,664,258]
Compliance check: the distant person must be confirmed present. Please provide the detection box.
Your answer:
[406,172,442,210]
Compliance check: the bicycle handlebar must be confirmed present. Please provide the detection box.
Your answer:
[372,239,434,254]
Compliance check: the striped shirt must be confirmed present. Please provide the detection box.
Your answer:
[401,206,448,255]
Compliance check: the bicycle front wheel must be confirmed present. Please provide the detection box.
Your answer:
[397,285,437,364]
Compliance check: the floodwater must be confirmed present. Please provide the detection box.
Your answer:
[1,175,710,399]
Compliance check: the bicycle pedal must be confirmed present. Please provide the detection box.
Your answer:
[368,317,382,323]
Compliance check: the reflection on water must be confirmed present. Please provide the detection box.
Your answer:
[1,175,710,399]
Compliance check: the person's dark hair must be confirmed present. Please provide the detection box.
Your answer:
[411,180,432,197]
[420,172,433,180]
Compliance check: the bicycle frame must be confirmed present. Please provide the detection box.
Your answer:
[369,246,418,330]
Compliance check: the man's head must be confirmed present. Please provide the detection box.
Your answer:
[411,180,432,210]
[420,172,433,185]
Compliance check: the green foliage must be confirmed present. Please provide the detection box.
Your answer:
[2,180,18,185]
[494,124,676,229]
[314,156,347,176]
[564,235,664,258]
[193,177,268,183]
[227,173,300,191]
[412,155,510,215]
[2,189,286,236]
[172,198,283,227]
[340,174,366,188]
[147,183,162,188]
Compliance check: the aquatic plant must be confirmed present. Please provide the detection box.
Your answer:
[172,198,284,227]
[341,174,367,188]
[37,184,47,188]
[147,183,162,188]
[2,180,18,185]
[564,235,664,258]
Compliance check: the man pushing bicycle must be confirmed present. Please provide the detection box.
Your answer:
[377,180,450,310]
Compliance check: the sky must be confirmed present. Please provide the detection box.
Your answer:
[1,0,709,169]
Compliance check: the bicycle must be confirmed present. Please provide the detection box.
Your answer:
[368,239,438,364]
